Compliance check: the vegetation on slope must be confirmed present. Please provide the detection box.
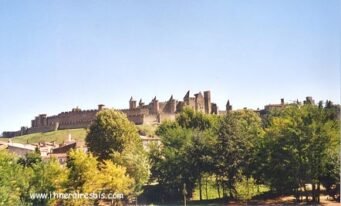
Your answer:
[0,128,87,144]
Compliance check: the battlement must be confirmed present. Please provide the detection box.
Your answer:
[60,109,98,115]
[2,90,223,137]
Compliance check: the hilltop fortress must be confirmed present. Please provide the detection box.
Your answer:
[3,89,324,138]
[3,90,228,138]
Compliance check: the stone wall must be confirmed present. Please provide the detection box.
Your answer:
[51,142,76,153]
[126,114,145,125]
[121,108,149,116]
[143,114,160,125]
[27,126,55,134]
[3,131,22,138]
[2,90,222,137]
[28,109,98,134]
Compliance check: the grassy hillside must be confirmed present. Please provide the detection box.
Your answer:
[0,128,87,144]
[0,124,158,144]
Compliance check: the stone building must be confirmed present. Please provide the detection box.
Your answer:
[122,90,218,125]
[7,142,36,156]
[3,90,220,138]
[3,91,326,139]
[258,96,316,116]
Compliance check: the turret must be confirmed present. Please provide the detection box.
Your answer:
[169,95,176,113]
[304,96,315,105]
[129,97,137,109]
[204,91,211,114]
[152,96,160,114]
[36,114,47,127]
[195,92,205,112]
[98,104,105,111]
[139,99,144,107]
[211,103,218,114]
[183,90,190,104]
[226,100,232,112]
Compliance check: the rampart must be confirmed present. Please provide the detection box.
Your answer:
[3,90,222,137]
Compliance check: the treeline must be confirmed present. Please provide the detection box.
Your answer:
[148,103,340,203]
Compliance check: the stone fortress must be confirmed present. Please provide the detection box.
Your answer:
[3,90,228,138]
[3,89,324,138]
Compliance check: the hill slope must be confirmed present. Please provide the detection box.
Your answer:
[0,124,158,145]
[0,128,87,144]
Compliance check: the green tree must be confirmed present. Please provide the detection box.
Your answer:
[111,143,150,195]
[66,149,135,205]
[213,110,264,200]
[258,105,340,202]
[0,150,31,205]
[65,149,102,206]
[233,110,264,178]
[214,113,241,198]
[17,150,42,168]
[185,130,216,200]
[86,109,142,160]
[30,158,68,206]
[98,160,134,197]
[151,109,218,200]
[177,108,219,200]
[176,107,214,130]
[86,109,150,194]
[152,121,194,200]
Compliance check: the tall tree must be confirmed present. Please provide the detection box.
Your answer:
[65,149,102,206]
[214,113,242,198]
[86,109,150,194]
[233,110,264,178]
[111,143,150,195]
[213,110,264,199]
[0,151,31,205]
[185,129,216,200]
[65,149,135,205]
[258,105,340,202]
[151,109,218,200]
[98,160,134,195]
[86,109,142,160]
[152,121,195,200]
[176,107,214,131]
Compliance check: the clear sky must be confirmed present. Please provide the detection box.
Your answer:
[0,0,340,133]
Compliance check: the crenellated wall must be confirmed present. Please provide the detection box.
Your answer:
[53,109,97,127]
[29,109,98,132]
[3,90,221,138]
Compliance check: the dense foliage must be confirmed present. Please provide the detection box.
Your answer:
[150,104,340,203]
[253,104,340,202]
[86,109,150,194]
[0,103,338,205]
[0,150,68,206]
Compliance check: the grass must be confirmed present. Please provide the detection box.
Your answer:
[192,176,270,201]
[193,177,221,200]
[235,177,270,200]
[0,124,158,144]
[0,128,87,144]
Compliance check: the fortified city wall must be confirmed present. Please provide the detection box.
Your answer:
[3,90,224,138]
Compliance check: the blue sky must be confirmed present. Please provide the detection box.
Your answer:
[0,0,340,133]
